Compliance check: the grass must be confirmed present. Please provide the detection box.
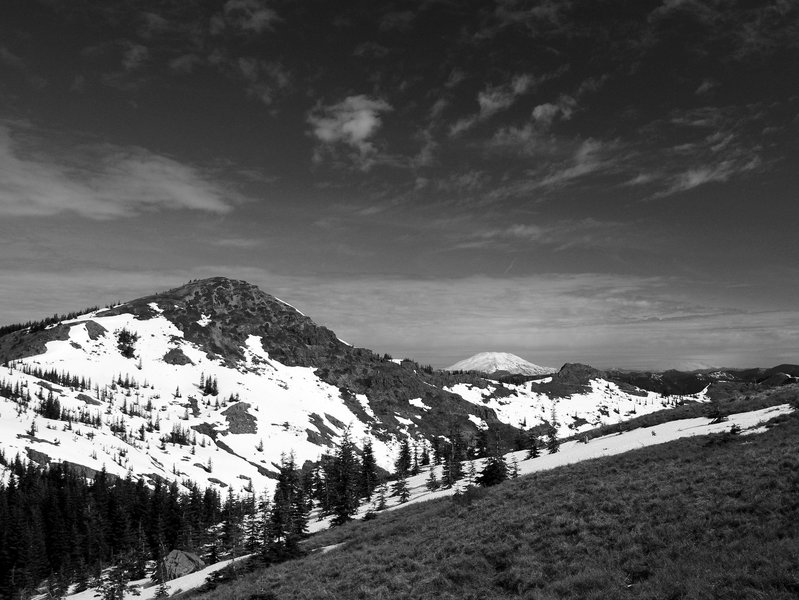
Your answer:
[183,404,799,600]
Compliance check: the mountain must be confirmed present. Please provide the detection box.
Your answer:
[0,277,717,498]
[446,352,556,376]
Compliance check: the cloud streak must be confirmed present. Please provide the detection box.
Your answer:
[450,73,539,136]
[0,123,235,219]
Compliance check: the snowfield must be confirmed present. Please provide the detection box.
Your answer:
[445,378,707,438]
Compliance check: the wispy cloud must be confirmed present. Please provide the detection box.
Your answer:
[211,0,280,35]
[450,73,539,136]
[628,104,772,198]
[308,95,393,169]
[0,123,236,219]
[451,218,629,253]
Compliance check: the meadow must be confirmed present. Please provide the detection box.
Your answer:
[184,399,799,600]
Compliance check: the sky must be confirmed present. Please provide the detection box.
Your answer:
[1,0,798,370]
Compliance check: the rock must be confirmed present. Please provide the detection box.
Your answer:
[163,347,194,365]
[162,550,206,581]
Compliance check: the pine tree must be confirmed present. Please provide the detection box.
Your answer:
[394,438,411,476]
[526,432,540,459]
[474,427,490,458]
[392,474,410,504]
[441,429,465,487]
[425,466,440,491]
[477,454,508,487]
[510,456,520,478]
[546,405,560,454]
[330,429,361,525]
[466,460,477,486]
[244,493,261,554]
[374,483,388,511]
[265,454,307,560]
[358,437,378,500]
[420,445,430,467]
[221,488,242,557]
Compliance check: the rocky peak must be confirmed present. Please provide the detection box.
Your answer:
[113,277,343,366]
[555,363,605,385]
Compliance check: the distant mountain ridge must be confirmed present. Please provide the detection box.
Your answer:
[446,352,556,376]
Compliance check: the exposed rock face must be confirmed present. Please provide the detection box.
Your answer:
[163,347,194,365]
[221,402,258,434]
[556,363,604,385]
[162,550,206,581]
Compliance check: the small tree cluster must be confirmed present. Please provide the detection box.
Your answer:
[116,328,139,359]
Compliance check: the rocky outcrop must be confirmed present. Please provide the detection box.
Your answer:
[162,550,206,581]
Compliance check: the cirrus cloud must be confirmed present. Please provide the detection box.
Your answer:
[0,122,236,219]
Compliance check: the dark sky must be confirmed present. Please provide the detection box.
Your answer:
[1,0,797,369]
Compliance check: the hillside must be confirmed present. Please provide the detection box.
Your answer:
[184,401,799,600]
[0,277,714,497]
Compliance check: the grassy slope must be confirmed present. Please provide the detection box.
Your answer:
[186,407,799,600]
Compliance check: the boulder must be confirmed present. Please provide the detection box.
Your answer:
[162,550,206,581]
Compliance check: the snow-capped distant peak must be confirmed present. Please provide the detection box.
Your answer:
[446,352,556,376]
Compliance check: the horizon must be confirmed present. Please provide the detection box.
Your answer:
[1,2,797,371]
[0,274,792,373]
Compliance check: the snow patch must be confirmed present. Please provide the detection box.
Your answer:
[409,397,431,411]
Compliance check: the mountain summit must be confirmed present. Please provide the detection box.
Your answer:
[446,352,556,376]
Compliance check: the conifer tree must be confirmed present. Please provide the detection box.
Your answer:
[359,437,378,500]
[394,438,411,476]
[526,432,540,459]
[330,429,361,525]
[510,456,520,478]
[425,465,440,491]
[265,454,307,560]
[546,405,560,454]
[477,454,508,487]
[392,474,410,504]
[474,427,490,459]
[441,429,465,487]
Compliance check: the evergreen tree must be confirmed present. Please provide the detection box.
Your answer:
[474,428,490,459]
[466,460,478,486]
[441,429,466,487]
[358,438,379,501]
[221,488,242,556]
[526,432,540,459]
[420,445,430,467]
[394,438,412,476]
[425,466,440,491]
[510,456,520,478]
[546,406,560,454]
[330,429,361,525]
[392,475,410,504]
[477,455,508,487]
[374,483,388,511]
[264,454,307,560]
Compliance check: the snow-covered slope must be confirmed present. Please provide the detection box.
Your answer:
[0,277,713,498]
[447,352,556,376]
